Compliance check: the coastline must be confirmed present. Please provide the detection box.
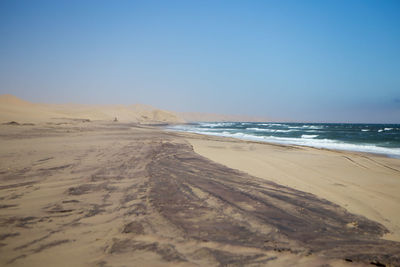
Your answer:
[1,121,400,266]
[168,127,399,159]
[168,122,400,159]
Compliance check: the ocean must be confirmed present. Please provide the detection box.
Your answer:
[169,122,400,158]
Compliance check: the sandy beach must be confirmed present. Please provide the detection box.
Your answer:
[1,120,400,266]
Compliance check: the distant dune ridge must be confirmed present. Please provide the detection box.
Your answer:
[0,94,184,124]
[0,94,271,124]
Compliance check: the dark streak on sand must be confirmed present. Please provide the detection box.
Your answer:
[31,239,70,253]
[109,239,187,262]
[0,122,399,266]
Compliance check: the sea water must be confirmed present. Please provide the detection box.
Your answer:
[168,122,400,158]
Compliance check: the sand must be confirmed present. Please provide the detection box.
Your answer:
[1,121,400,266]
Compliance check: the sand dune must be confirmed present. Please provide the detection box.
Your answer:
[0,94,273,124]
[0,94,184,124]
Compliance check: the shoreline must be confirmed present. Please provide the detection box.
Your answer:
[166,128,398,160]
[167,122,400,159]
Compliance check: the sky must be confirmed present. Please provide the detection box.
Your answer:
[0,0,399,123]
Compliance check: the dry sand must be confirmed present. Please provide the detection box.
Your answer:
[1,121,400,266]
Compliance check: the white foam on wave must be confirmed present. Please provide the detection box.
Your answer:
[301,134,318,139]
[304,130,322,133]
[385,128,393,131]
[246,128,296,133]
[288,125,324,130]
[168,126,400,158]
[199,122,236,128]
[361,129,370,132]
[275,129,296,133]
[304,125,324,129]
[246,127,273,132]
[259,123,288,127]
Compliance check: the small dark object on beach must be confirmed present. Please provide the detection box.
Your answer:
[370,260,386,267]
[114,117,118,122]
[122,221,144,234]
[3,121,20,125]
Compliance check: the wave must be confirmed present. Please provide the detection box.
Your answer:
[246,128,297,133]
[275,129,296,133]
[199,122,236,128]
[288,125,324,130]
[246,127,274,132]
[303,125,324,129]
[361,129,370,132]
[304,130,322,133]
[385,128,393,131]
[259,123,288,127]
[301,134,318,139]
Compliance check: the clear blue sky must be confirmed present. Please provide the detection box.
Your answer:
[1,0,399,123]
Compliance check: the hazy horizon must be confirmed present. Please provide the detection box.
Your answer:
[1,0,399,123]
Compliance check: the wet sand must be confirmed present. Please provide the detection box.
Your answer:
[1,121,400,266]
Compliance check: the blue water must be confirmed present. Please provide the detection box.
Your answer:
[169,122,400,158]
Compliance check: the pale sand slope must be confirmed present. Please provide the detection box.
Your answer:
[0,94,184,124]
[186,134,400,241]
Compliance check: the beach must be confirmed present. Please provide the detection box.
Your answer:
[1,121,400,266]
